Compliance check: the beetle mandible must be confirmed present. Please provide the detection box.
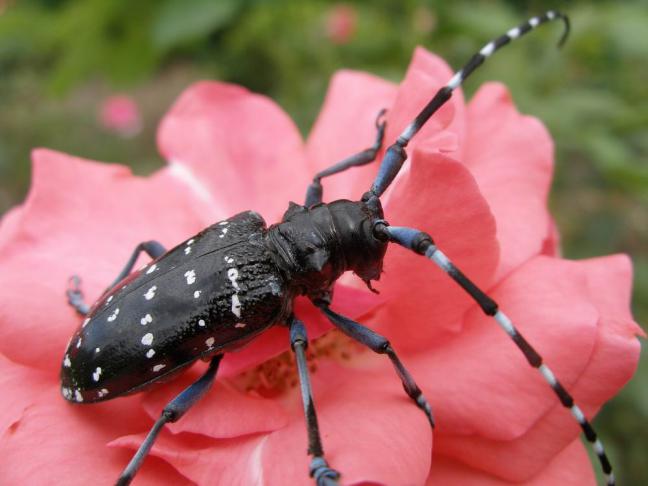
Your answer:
[61,10,616,486]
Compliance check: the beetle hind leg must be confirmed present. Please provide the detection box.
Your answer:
[65,240,166,316]
[116,355,223,486]
[289,317,341,486]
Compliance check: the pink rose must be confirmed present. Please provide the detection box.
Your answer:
[0,47,642,485]
[325,4,357,45]
[99,95,143,138]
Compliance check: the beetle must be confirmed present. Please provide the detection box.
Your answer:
[61,10,616,486]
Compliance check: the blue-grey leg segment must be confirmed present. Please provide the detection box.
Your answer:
[305,109,386,207]
[381,224,615,485]
[369,10,569,198]
[110,240,167,288]
[116,355,223,486]
[289,317,340,486]
[317,304,435,428]
[66,241,167,316]
[66,275,90,316]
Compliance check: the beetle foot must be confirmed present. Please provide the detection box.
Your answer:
[310,457,340,486]
[66,275,90,316]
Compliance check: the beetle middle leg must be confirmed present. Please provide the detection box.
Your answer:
[117,354,223,486]
[66,240,166,316]
[289,316,341,486]
[304,109,387,207]
[315,302,435,428]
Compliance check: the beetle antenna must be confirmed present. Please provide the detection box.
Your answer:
[381,224,616,486]
[369,10,570,198]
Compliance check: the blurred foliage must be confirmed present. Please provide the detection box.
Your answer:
[0,0,646,483]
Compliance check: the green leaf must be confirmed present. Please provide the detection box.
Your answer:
[152,0,240,51]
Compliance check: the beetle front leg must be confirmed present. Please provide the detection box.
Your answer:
[117,355,223,486]
[66,240,166,316]
[315,303,435,428]
[289,316,341,486]
[305,109,386,207]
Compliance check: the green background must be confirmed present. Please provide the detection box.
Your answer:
[0,1,645,483]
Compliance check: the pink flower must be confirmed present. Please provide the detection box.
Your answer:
[0,48,642,485]
[325,4,357,45]
[99,94,143,138]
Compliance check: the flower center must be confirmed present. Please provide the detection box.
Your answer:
[231,329,366,399]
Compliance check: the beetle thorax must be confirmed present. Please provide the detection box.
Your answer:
[266,198,387,298]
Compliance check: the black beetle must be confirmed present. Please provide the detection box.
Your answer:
[61,10,616,486]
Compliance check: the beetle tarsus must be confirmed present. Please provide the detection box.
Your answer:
[66,274,89,316]
[310,457,341,486]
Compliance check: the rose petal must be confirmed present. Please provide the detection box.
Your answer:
[0,150,206,373]
[118,360,432,486]
[142,369,289,438]
[465,83,554,279]
[384,47,465,159]
[375,149,499,349]
[0,380,189,485]
[0,353,50,434]
[158,81,310,222]
[428,439,595,485]
[422,255,642,481]
[305,70,397,202]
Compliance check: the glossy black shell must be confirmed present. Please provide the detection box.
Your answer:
[60,211,291,403]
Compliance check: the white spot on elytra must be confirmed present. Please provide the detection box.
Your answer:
[63,354,71,367]
[184,269,196,285]
[231,294,242,318]
[144,286,157,300]
[140,313,153,325]
[184,246,192,255]
[186,238,194,245]
[218,221,228,226]
[235,322,246,329]
[227,268,240,290]
[82,318,90,328]
[153,364,166,372]
[75,390,83,402]
[141,333,154,346]
[107,308,120,322]
[205,337,215,348]
[146,263,157,274]
[92,367,102,382]
[97,388,109,398]
[62,387,72,399]
[219,228,228,238]
[194,290,202,299]
[224,256,234,264]
[529,17,539,27]
[105,295,113,305]
[95,347,100,354]
[76,337,82,348]
[198,319,206,327]
[146,349,156,358]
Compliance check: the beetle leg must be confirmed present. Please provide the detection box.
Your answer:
[66,241,166,316]
[66,275,90,316]
[109,240,167,288]
[305,109,386,207]
[315,303,435,428]
[381,224,616,485]
[116,355,223,486]
[289,316,341,486]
